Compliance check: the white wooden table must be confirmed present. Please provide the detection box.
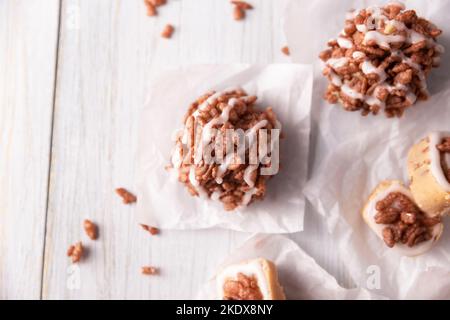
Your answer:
[0,0,352,300]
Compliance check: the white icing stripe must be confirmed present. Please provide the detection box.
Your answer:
[361,60,387,82]
[189,166,199,187]
[388,20,406,32]
[409,30,427,44]
[364,31,406,48]
[241,188,258,207]
[181,127,189,144]
[244,165,258,188]
[341,84,364,100]
[195,87,241,114]
[405,92,417,104]
[201,97,238,146]
[429,132,450,191]
[356,24,367,33]
[171,143,183,168]
[330,71,342,86]
[327,57,348,69]
[216,259,271,300]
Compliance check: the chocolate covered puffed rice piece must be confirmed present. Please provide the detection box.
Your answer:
[168,88,282,211]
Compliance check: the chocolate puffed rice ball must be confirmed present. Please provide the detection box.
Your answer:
[169,88,282,211]
[320,1,444,117]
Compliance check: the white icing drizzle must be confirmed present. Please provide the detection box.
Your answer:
[330,71,342,86]
[181,127,189,144]
[364,181,442,257]
[241,188,258,206]
[244,165,258,188]
[171,143,183,168]
[189,166,199,187]
[337,37,353,49]
[341,84,364,100]
[194,87,240,117]
[408,30,427,44]
[405,91,417,104]
[387,20,406,32]
[361,60,387,82]
[429,132,450,191]
[327,57,349,69]
[363,31,406,48]
[352,51,366,59]
[356,24,368,33]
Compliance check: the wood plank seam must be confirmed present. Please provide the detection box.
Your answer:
[39,0,63,300]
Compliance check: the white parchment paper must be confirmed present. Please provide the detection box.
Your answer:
[197,234,383,300]
[136,65,313,233]
[284,0,450,299]
[303,132,450,299]
[284,0,450,148]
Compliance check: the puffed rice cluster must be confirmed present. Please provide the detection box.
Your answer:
[320,1,444,117]
[169,88,281,211]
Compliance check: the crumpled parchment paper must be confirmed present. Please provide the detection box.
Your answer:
[197,234,384,299]
[284,0,450,299]
[137,64,313,233]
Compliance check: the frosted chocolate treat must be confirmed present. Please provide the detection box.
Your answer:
[319,1,444,117]
[169,88,282,211]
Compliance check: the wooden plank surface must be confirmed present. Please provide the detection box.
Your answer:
[0,0,60,299]
[41,0,297,299]
[1,0,351,299]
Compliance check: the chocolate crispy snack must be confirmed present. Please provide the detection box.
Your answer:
[320,1,444,117]
[362,180,443,256]
[169,88,282,211]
